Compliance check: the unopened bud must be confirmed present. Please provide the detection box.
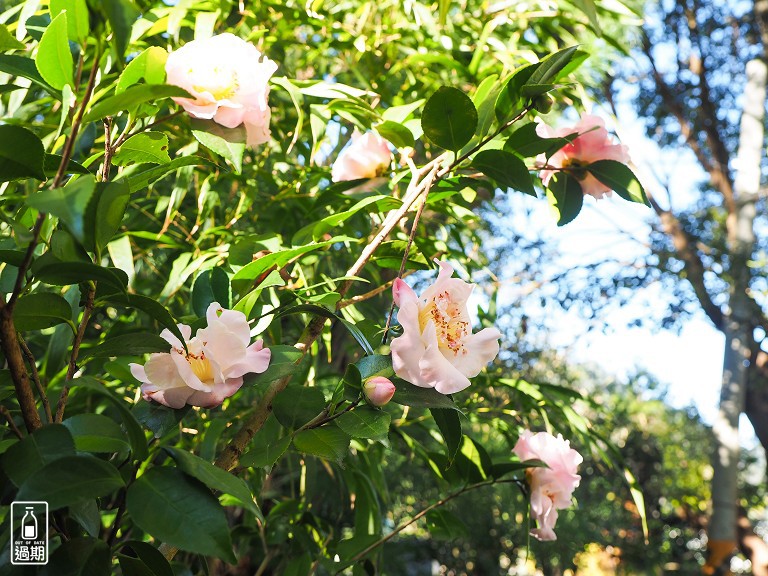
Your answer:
[363,377,396,407]
[533,94,554,114]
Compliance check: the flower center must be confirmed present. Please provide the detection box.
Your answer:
[190,65,239,101]
[560,158,588,180]
[419,291,469,355]
[187,353,214,383]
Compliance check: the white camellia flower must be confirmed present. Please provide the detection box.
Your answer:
[165,33,278,146]
[129,302,271,408]
[390,261,502,394]
[331,131,392,182]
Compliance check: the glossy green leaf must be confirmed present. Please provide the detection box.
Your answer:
[13,292,73,331]
[40,537,110,576]
[113,132,171,166]
[26,175,95,245]
[34,261,129,292]
[0,54,56,94]
[119,156,216,193]
[2,424,75,486]
[504,122,577,158]
[117,541,174,576]
[336,407,391,439]
[587,159,649,205]
[431,408,462,463]
[273,385,326,429]
[132,402,191,439]
[86,180,131,253]
[126,467,236,563]
[116,46,168,93]
[241,435,292,469]
[81,332,170,359]
[391,378,461,411]
[375,120,414,149]
[0,125,46,182]
[192,267,231,317]
[84,84,190,122]
[44,153,90,176]
[103,0,140,60]
[293,426,350,463]
[190,118,246,173]
[425,509,469,540]
[248,345,303,386]
[472,74,501,137]
[495,63,537,122]
[49,0,89,41]
[422,86,478,151]
[546,172,584,226]
[35,11,73,90]
[525,45,580,87]
[69,499,101,537]
[63,413,131,453]
[16,454,125,510]
[355,354,394,380]
[163,447,262,519]
[106,293,186,349]
[233,238,353,283]
[0,24,25,51]
[472,149,535,196]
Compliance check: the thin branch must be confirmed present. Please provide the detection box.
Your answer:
[18,335,52,423]
[0,405,23,439]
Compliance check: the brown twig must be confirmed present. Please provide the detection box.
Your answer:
[0,405,23,439]
[18,335,52,423]
[55,283,96,422]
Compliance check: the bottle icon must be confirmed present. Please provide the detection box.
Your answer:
[21,507,37,540]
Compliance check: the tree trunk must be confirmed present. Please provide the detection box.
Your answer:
[704,58,766,575]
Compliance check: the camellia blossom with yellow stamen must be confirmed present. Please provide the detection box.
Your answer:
[129,302,271,408]
[165,33,278,146]
[390,261,502,395]
[331,131,392,182]
[513,430,583,541]
[536,114,630,199]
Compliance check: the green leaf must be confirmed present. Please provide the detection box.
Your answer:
[587,159,649,205]
[63,413,131,453]
[375,121,414,149]
[335,407,391,440]
[86,180,131,253]
[425,509,469,540]
[13,292,73,331]
[504,122,577,158]
[49,0,90,41]
[2,424,75,486]
[190,118,246,173]
[192,267,231,317]
[126,467,236,563]
[163,447,262,519]
[119,156,216,194]
[490,459,547,480]
[431,408,462,463]
[81,332,170,359]
[113,132,171,166]
[116,46,168,93]
[276,303,375,356]
[472,74,501,138]
[293,426,350,463]
[355,354,395,380]
[272,385,326,429]
[0,54,57,94]
[84,84,191,122]
[472,149,535,196]
[35,11,73,90]
[44,153,90,176]
[16,454,125,510]
[34,261,129,292]
[69,499,101,537]
[132,402,191,439]
[0,124,46,182]
[117,541,174,576]
[391,378,461,411]
[106,293,186,349]
[248,344,302,386]
[240,435,292,469]
[102,0,140,60]
[71,376,148,461]
[40,537,111,576]
[546,172,584,226]
[421,86,478,151]
[26,175,95,245]
[495,63,537,122]
[525,45,580,87]
[0,23,25,51]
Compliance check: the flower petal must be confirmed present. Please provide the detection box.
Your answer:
[225,340,271,378]
[450,327,502,377]
[418,320,471,394]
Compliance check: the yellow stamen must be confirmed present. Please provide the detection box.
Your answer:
[187,353,214,383]
[419,291,470,356]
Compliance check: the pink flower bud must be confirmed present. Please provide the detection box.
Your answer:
[363,377,396,407]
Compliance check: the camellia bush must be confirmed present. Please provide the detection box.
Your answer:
[0,0,647,573]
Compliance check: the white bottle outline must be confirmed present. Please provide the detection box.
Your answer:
[21,506,37,540]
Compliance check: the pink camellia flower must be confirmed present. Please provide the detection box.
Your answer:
[363,376,396,407]
[129,302,271,409]
[331,131,392,182]
[513,430,583,541]
[390,261,502,395]
[536,114,630,199]
[165,33,278,146]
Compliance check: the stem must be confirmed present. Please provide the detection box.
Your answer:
[0,301,41,432]
[55,283,96,422]
[0,405,23,439]
[299,399,360,432]
[18,335,52,423]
